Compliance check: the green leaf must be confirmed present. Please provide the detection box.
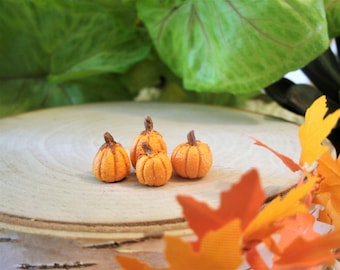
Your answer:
[324,0,340,38]
[49,74,133,105]
[0,79,50,117]
[0,0,150,117]
[120,58,166,96]
[0,74,132,118]
[0,0,151,83]
[137,0,329,94]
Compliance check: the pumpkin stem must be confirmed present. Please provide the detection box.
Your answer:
[104,132,116,146]
[187,130,197,146]
[144,115,154,133]
[141,141,153,155]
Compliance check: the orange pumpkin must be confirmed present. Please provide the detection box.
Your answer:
[136,142,172,186]
[130,115,167,168]
[171,130,212,179]
[93,132,130,182]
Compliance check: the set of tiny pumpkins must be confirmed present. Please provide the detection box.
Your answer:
[92,115,213,187]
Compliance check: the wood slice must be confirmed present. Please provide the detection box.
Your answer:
[0,102,301,239]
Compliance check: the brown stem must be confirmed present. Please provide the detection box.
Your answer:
[104,132,116,146]
[141,142,153,155]
[187,130,197,146]
[144,115,154,133]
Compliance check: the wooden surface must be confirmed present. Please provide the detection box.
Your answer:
[0,102,301,240]
[0,228,169,270]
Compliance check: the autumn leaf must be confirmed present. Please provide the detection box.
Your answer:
[252,212,340,270]
[177,168,265,250]
[318,183,340,214]
[116,255,159,270]
[314,185,340,228]
[311,151,340,228]
[177,168,318,269]
[251,97,340,230]
[251,137,301,172]
[299,95,340,166]
[245,246,271,270]
[115,168,340,270]
[273,229,340,269]
[274,213,320,251]
[254,96,340,170]
[164,219,243,270]
[252,213,318,269]
[317,197,340,229]
[270,210,340,269]
[243,176,316,244]
[116,220,243,270]
[318,151,340,186]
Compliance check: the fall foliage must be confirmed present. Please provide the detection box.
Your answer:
[117,96,340,269]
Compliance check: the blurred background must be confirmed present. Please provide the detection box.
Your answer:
[0,0,339,150]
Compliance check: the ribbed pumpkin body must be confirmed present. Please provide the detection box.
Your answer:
[171,130,212,179]
[136,144,172,187]
[130,115,167,168]
[93,133,130,182]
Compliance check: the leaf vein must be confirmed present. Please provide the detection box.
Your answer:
[225,0,293,49]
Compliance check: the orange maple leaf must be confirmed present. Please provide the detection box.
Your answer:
[116,255,158,270]
[314,183,340,228]
[318,151,340,186]
[164,219,243,270]
[177,169,265,250]
[243,176,316,244]
[252,97,340,229]
[316,196,340,229]
[253,211,340,270]
[116,220,243,270]
[299,95,340,167]
[274,213,320,250]
[258,213,320,270]
[251,137,301,172]
[253,96,340,171]
[116,169,340,270]
[273,229,340,269]
[311,151,340,228]
[177,168,317,268]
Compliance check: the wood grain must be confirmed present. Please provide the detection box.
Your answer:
[0,102,301,239]
[0,228,167,270]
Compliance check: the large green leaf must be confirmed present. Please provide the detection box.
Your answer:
[0,74,132,117]
[120,51,254,105]
[137,0,329,94]
[0,0,151,117]
[324,0,340,38]
[0,0,151,81]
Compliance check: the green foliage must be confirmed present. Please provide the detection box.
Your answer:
[0,0,150,116]
[137,0,329,94]
[0,0,339,117]
[324,0,340,38]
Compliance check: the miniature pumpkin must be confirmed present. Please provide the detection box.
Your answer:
[130,115,167,168]
[171,130,213,179]
[93,132,130,183]
[136,142,172,186]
